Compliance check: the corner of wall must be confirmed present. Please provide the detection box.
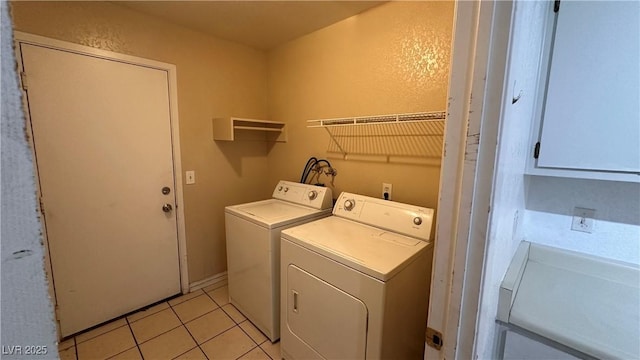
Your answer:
[474,1,548,358]
[1,1,58,348]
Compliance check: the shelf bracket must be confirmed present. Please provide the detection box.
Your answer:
[323,127,347,156]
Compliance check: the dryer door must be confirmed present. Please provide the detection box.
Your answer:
[286,264,368,359]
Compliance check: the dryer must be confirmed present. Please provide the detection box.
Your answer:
[280,192,434,359]
[225,180,332,342]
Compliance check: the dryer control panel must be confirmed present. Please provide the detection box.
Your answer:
[334,192,434,241]
[273,180,333,210]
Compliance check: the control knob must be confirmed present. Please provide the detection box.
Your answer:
[413,217,423,226]
[308,190,318,200]
[284,187,289,193]
[343,199,355,211]
[278,186,283,191]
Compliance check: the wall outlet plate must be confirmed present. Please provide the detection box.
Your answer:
[382,183,392,200]
[186,170,195,185]
[571,207,595,233]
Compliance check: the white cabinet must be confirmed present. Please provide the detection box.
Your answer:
[527,1,639,182]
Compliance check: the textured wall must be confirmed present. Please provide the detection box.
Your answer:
[10,1,272,283]
[265,1,454,222]
[524,177,640,264]
[1,1,58,356]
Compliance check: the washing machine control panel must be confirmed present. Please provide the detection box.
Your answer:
[273,180,333,210]
[334,192,434,241]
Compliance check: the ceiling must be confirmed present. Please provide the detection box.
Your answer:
[116,1,385,51]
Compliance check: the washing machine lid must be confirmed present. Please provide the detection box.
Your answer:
[226,199,330,228]
[281,216,429,281]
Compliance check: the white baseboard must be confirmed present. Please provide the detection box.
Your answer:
[189,271,228,293]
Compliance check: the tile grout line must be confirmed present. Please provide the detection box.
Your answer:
[219,304,246,325]
[168,289,206,307]
[65,293,208,360]
[73,322,135,359]
[124,316,145,360]
[133,292,214,348]
[232,320,273,360]
[200,289,247,343]
[69,289,248,360]
[202,289,224,308]
[68,290,193,348]
[177,299,266,360]
[234,344,260,360]
[202,288,263,355]
[74,321,128,345]
[172,292,221,323]
[203,289,275,360]
[132,322,184,349]
[104,346,140,360]
[260,342,277,360]
[126,307,190,357]
[76,294,176,347]
[260,346,275,360]
[126,301,171,324]
[233,324,268,360]
[167,297,211,360]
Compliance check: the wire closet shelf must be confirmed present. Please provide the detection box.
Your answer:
[307,111,446,164]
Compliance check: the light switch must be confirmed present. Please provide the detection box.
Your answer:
[186,171,195,185]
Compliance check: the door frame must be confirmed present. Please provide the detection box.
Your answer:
[14,31,190,308]
[426,1,514,359]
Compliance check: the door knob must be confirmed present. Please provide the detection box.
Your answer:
[162,204,173,213]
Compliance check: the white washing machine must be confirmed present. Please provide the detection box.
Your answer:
[280,192,434,359]
[225,180,333,342]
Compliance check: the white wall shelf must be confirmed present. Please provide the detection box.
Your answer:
[213,117,287,142]
[307,111,446,164]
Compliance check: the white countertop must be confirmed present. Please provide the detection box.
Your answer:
[498,241,640,359]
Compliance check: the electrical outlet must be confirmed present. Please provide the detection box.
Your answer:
[382,183,392,200]
[571,207,595,233]
[186,170,196,185]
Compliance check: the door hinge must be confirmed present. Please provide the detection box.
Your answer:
[426,327,443,350]
[38,197,45,215]
[20,71,28,90]
[554,0,561,13]
[534,142,541,159]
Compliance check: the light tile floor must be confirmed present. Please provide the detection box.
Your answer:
[57,285,281,360]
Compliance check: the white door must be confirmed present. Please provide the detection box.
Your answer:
[20,43,181,336]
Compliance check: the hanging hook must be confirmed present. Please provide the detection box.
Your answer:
[512,80,522,104]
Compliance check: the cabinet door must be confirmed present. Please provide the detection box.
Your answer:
[537,1,639,173]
